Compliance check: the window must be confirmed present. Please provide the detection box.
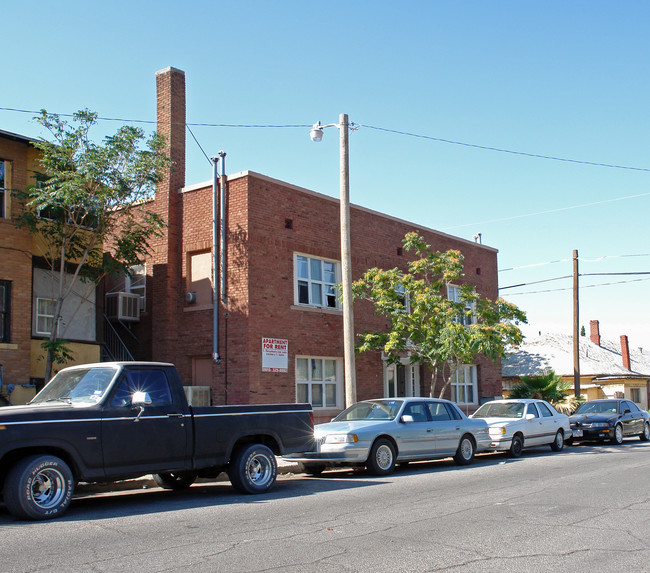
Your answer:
[0,280,10,342]
[36,297,57,335]
[427,401,453,421]
[395,283,410,312]
[295,254,340,309]
[296,357,340,408]
[447,285,476,325]
[126,264,147,311]
[111,369,172,407]
[404,402,429,422]
[450,365,477,405]
[537,402,555,417]
[0,160,6,218]
[630,390,641,405]
[526,403,540,418]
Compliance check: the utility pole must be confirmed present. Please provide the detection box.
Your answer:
[573,249,581,397]
[339,113,357,407]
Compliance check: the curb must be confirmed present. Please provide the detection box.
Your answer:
[74,458,303,495]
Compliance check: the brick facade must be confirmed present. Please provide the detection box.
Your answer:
[122,68,503,421]
[0,133,33,390]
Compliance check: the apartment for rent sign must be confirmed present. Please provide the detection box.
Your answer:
[262,338,289,372]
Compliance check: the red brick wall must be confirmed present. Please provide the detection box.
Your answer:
[0,137,35,386]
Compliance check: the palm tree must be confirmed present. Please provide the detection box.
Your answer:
[509,371,572,408]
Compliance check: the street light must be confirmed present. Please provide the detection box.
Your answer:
[310,113,357,407]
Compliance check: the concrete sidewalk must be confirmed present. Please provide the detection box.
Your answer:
[74,458,304,495]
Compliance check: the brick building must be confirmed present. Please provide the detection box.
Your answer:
[0,129,102,405]
[110,67,503,421]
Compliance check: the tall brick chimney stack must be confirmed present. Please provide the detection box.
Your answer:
[151,67,186,363]
[620,335,631,370]
[590,320,601,346]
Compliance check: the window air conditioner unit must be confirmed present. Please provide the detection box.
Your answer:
[184,386,211,407]
[106,292,141,322]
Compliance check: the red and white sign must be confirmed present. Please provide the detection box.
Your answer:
[262,338,289,372]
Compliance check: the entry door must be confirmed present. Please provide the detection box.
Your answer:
[385,362,420,398]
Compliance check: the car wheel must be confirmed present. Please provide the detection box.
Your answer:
[152,471,197,490]
[453,435,475,465]
[4,455,74,520]
[639,422,650,442]
[366,438,396,476]
[228,444,277,494]
[550,430,565,452]
[508,434,524,458]
[298,463,327,476]
[611,424,624,445]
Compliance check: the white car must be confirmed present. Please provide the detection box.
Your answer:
[470,399,571,457]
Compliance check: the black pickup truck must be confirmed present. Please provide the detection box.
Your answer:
[0,362,314,520]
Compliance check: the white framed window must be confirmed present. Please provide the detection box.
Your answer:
[294,254,340,309]
[296,357,342,408]
[126,264,147,311]
[0,159,7,218]
[36,297,57,335]
[451,364,477,405]
[447,285,476,326]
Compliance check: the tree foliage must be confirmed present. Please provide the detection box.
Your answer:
[509,370,582,412]
[352,232,527,398]
[15,110,170,381]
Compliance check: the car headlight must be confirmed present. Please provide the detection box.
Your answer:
[590,422,611,429]
[324,434,359,444]
[488,426,507,436]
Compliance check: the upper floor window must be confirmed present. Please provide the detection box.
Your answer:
[447,284,477,326]
[0,280,10,342]
[0,160,7,218]
[126,264,147,311]
[295,254,340,309]
[451,364,477,405]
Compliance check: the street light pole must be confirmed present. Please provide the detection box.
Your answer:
[310,114,357,407]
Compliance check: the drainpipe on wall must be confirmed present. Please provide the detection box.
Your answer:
[211,156,221,364]
[218,151,227,304]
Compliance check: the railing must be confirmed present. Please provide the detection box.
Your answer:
[103,315,135,362]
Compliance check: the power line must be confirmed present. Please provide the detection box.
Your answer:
[499,253,650,273]
[3,106,650,172]
[502,276,650,296]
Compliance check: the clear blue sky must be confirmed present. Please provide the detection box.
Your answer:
[4,1,650,351]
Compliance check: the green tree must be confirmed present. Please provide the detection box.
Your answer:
[15,110,169,382]
[352,232,527,398]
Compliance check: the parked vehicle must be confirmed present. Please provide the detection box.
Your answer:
[470,399,570,457]
[284,397,491,476]
[0,362,314,520]
[568,399,650,444]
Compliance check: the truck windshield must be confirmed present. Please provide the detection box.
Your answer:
[31,367,117,405]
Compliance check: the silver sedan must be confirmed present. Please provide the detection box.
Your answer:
[284,397,491,476]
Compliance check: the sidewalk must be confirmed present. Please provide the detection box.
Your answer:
[75,458,303,495]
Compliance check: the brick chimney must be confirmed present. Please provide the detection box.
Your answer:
[590,320,601,346]
[150,67,186,364]
[620,335,631,370]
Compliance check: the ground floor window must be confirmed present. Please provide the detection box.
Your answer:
[296,357,341,408]
[384,360,421,397]
[451,364,478,405]
[35,297,57,335]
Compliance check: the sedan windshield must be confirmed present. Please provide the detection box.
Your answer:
[333,400,403,422]
[575,401,619,415]
[31,367,117,405]
[473,402,525,419]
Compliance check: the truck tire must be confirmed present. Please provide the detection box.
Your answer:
[4,454,74,520]
[152,471,198,490]
[228,444,277,494]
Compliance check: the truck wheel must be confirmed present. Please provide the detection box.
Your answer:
[4,455,74,520]
[228,444,277,494]
[152,471,197,490]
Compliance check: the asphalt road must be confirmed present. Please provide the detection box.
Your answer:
[1,441,648,572]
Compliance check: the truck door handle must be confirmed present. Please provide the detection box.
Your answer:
[167,413,184,418]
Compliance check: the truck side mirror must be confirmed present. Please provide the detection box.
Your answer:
[131,391,152,422]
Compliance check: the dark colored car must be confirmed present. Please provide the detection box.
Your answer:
[569,399,650,444]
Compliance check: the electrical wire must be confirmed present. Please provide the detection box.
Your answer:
[502,276,650,296]
[499,253,650,273]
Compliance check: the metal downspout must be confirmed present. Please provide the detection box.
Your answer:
[211,156,221,364]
